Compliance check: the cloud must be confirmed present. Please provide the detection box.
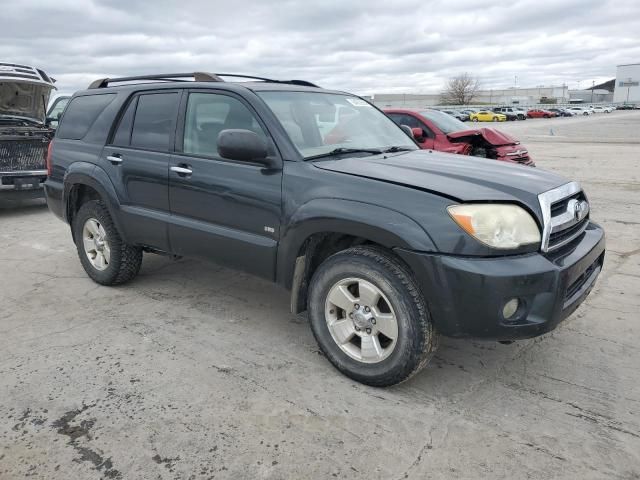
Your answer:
[1,0,638,95]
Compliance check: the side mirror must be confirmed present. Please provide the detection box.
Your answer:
[45,117,58,128]
[411,127,426,142]
[217,129,279,169]
[400,124,413,138]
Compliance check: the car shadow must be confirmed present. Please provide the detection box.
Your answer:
[0,198,48,215]
[133,253,528,394]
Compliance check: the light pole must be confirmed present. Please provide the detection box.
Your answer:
[591,80,595,103]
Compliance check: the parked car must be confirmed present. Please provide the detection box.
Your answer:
[548,108,574,117]
[385,108,534,166]
[0,62,56,201]
[46,72,604,387]
[493,107,526,120]
[469,110,507,122]
[616,104,635,110]
[458,108,478,117]
[591,105,613,113]
[527,109,556,118]
[567,106,591,116]
[441,109,469,122]
[46,94,71,129]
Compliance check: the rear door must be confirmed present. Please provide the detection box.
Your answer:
[167,90,282,280]
[101,90,181,250]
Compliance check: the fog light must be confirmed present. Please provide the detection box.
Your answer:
[502,298,520,319]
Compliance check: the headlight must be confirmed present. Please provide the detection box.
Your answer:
[447,204,541,249]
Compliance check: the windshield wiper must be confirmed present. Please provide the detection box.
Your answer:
[305,147,383,161]
[382,146,414,153]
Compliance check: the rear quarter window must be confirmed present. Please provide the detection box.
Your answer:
[56,94,117,140]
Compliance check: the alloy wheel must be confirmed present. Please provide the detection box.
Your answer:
[324,277,398,363]
[82,218,111,271]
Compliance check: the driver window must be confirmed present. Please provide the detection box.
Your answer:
[183,93,266,157]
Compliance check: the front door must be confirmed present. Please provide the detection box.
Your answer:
[387,113,435,149]
[167,91,282,280]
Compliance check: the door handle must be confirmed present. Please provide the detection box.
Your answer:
[170,165,193,175]
[107,155,123,164]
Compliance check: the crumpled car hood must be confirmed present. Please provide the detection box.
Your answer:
[0,81,55,123]
[313,149,567,211]
[447,127,520,146]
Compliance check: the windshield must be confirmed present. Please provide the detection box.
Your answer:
[257,91,417,159]
[418,110,468,134]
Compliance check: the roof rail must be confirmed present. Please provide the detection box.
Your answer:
[88,72,224,89]
[87,72,320,89]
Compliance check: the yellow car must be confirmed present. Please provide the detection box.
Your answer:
[469,111,507,122]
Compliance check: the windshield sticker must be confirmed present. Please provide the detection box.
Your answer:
[345,97,372,107]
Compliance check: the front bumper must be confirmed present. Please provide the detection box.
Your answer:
[0,170,47,197]
[396,222,605,340]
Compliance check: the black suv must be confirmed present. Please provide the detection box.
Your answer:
[45,72,605,386]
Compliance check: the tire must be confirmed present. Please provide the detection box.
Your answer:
[307,246,438,387]
[472,118,478,122]
[73,200,142,286]
[492,117,498,122]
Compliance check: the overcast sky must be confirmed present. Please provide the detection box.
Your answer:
[2,0,639,95]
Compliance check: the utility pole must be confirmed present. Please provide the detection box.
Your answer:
[591,80,595,103]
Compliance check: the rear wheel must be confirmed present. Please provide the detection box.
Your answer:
[73,200,142,285]
[307,246,438,387]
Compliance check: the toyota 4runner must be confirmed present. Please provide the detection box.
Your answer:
[45,72,605,386]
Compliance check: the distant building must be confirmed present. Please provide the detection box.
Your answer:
[613,63,640,104]
[371,85,569,108]
[568,89,613,104]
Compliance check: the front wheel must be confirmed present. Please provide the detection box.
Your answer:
[307,246,438,387]
[472,118,479,122]
[73,200,143,285]
[492,117,498,122]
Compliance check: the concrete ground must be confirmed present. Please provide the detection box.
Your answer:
[1,111,639,480]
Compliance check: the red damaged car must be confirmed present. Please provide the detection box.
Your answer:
[385,109,534,166]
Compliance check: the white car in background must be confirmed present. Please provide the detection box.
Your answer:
[592,105,613,113]
[568,106,591,115]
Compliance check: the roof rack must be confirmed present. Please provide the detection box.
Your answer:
[87,72,320,89]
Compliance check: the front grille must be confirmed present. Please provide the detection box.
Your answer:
[550,191,586,217]
[538,182,590,252]
[564,256,602,308]
[0,138,48,172]
[549,216,589,246]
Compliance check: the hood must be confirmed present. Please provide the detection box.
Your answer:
[313,150,567,209]
[0,81,55,123]
[447,127,519,146]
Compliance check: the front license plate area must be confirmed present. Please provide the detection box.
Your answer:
[14,177,41,190]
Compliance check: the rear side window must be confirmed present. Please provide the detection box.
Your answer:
[130,92,179,151]
[57,94,116,140]
[111,97,137,146]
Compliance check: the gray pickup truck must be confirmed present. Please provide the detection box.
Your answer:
[45,72,605,386]
[0,63,56,200]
